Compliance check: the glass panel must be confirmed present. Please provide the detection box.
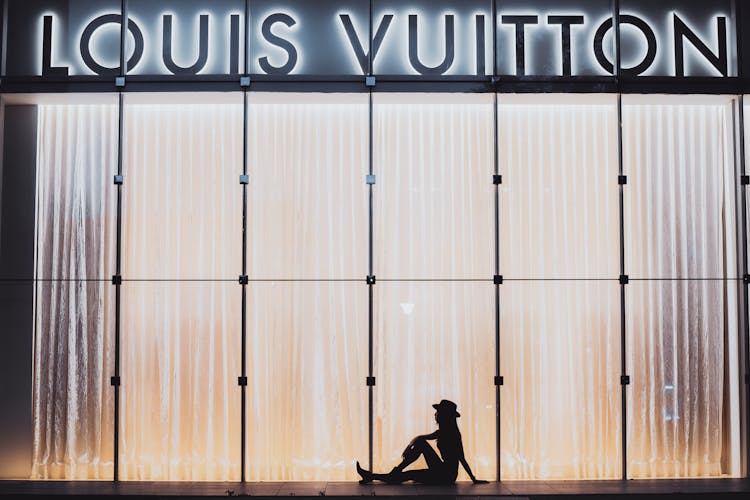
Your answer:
[120,281,241,480]
[29,280,115,479]
[247,93,368,280]
[374,282,495,481]
[373,0,492,77]
[619,0,736,77]
[623,95,737,280]
[246,282,367,481]
[249,0,370,76]
[127,0,245,76]
[122,93,243,280]
[496,0,615,77]
[374,94,494,280]
[500,281,621,480]
[499,94,619,280]
[4,0,121,77]
[626,279,741,478]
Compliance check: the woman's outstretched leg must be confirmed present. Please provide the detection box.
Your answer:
[356,437,444,484]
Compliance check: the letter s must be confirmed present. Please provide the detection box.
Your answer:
[259,13,298,75]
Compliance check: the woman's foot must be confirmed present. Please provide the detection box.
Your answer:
[356,461,373,484]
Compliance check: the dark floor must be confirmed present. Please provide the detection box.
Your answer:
[1,479,750,499]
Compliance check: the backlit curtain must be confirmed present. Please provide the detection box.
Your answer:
[623,99,741,478]
[245,94,369,480]
[498,96,622,479]
[119,101,243,480]
[373,95,496,480]
[32,104,118,479]
[31,96,741,481]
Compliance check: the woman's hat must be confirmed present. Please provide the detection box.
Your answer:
[432,399,460,417]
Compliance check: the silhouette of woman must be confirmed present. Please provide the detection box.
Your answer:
[356,400,487,485]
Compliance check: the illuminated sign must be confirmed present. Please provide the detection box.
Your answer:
[5,0,737,78]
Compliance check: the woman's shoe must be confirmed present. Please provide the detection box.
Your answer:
[356,461,373,484]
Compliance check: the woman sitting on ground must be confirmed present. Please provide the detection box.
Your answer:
[356,399,488,485]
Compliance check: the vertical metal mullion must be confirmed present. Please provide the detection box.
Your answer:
[241,92,248,483]
[240,1,250,483]
[736,96,750,478]
[367,94,375,473]
[612,0,629,481]
[112,0,127,482]
[492,0,501,481]
[493,94,501,483]
[367,0,375,473]
[113,93,124,483]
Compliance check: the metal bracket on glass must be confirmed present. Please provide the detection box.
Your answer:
[619,275,629,285]
[366,376,376,387]
[493,174,503,185]
[114,175,124,185]
[238,376,248,387]
[239,174,250,185]
[366,174,376,185]
[618,175,628,185]
[742,175,750,186]
[494,376,504,386]
[743,274,750,285]
[110,376,121,387]
[239,275,249,285]
[366,275,376,285]
[112,275,122,285]
[240,76,251,88]
[115,76,126,87]
[491,76,500,85]
[620,375,631,386]
[365,76,376,87]
[494,275,503,285]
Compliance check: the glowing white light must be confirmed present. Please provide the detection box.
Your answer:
[400,303,415,315]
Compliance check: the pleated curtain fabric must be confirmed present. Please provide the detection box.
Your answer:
[32,104,118,479]
[31,97,741,481]
[623,102,741,478]
[498,98,622,479]
[119,103,243,480]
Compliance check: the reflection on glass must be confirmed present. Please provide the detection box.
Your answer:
[122,93,243,280]
[626,280,741,478]
[120,282,241,481]
[374,94,494,279]
[246,283,367,481]
[247,94,368,280]
[500,281,621,480]
[374,282,495,480]
[623,96,737,279]
[499,94,619,279]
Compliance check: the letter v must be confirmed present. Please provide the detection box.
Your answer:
[339,14,393,74]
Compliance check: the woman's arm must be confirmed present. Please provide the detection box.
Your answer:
[458,438,488,484]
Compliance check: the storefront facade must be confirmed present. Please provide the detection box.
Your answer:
[0,0,749,482]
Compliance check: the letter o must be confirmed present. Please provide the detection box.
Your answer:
[593,15,657,76]
[80,14,144,76]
